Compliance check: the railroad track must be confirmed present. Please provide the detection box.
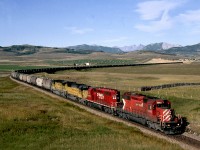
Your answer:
[172,135,200,149]
[10,76,200,150]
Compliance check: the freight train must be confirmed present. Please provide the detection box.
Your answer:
[11,71,188,134]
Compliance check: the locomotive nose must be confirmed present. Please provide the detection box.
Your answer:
[162,109,172,122]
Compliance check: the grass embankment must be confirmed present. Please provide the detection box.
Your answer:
[39,63,200,134]
[0,77,182,149]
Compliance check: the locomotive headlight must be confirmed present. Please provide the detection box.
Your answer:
[177,123,180,126]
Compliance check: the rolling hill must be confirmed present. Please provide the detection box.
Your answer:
[1,44,124,56]
[1,45,101,56]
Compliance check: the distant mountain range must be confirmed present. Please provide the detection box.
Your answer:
[118,42,181,52]
[162,43,200,56]
[143,42,182,51]
[117,44,145,51]
[0,42,200,56]
[68,44,123,54]
[67,42,183,53]
[135,42,200,56]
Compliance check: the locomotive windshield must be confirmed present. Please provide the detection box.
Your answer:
[156,100,171,108]
[157,103,170,108]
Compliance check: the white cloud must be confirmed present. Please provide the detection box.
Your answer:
[135,0,184,33]
[136,0,181,20]
[177,9,200,35]
[178,9,200,22]
[135,9,172,32]
[65,26,94,35]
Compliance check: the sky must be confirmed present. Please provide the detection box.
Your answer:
[1,0,200,47]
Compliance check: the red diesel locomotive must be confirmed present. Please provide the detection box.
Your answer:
[86,87,120,113]
[119,92,187,134]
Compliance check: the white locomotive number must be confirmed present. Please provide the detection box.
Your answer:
[97,93,104,100]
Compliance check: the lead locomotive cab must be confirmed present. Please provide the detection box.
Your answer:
[122,92,188,134]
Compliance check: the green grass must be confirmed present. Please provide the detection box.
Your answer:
[0,77,182,150]
[0,65,48,72]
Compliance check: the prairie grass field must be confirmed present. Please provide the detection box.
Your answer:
[0,77,182,150]
[38,63,200,134]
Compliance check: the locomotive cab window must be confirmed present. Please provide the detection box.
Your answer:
[157,103,170,108]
